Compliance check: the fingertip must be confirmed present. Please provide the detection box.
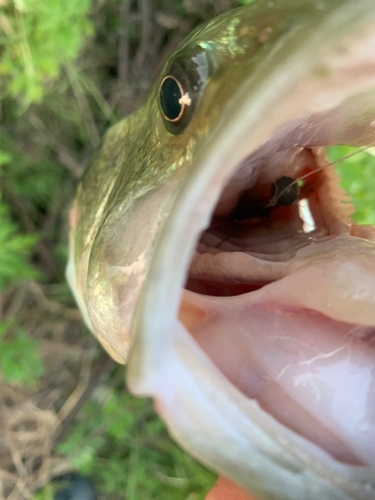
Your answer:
[205,476,257,500]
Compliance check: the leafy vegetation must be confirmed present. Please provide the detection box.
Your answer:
[0,319,44,385]
[0,0,93,105]
[0,0,95,394]
[54,387,215,499]
[328,146,375,226]
[0,198,38,289]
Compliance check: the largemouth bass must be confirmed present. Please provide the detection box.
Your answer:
[67,1,375,498]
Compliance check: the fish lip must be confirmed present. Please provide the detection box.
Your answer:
[127,4,375,499]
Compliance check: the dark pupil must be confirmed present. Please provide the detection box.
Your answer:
[271,176,300,206]
[159,77,183,121]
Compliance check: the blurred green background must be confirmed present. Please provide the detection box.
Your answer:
[0,0,374,499]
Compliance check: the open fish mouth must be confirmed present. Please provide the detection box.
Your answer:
[126,5,375,500]
[183,144,375,468]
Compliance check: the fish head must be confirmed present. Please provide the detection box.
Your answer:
[67,1,375,498]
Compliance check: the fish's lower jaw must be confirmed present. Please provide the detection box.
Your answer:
[128,315,375,500]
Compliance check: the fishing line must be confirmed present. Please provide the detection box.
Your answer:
[268,144,373,209]
[214,144,374,249]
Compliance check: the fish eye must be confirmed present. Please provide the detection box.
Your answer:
[159,76,187,123]
[158,73,193,134]
[271,176,300,206]
[157,48,213,135]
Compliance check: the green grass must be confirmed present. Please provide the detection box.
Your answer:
[36,382,215,499]
[327,146,375,226]
[0,320,44,386]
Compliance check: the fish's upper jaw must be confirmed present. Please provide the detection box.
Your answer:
[127,7,375,500]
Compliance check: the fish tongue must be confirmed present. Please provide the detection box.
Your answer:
[181,234,375,467]
[265,234,375,326]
